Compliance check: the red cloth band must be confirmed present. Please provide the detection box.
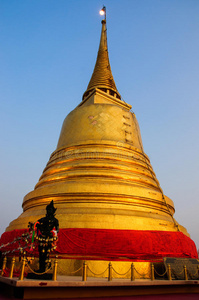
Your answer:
[0,228,197,261]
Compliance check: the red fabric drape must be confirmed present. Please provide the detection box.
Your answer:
[0,228,197,261]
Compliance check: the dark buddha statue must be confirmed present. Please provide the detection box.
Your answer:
[36,200,59,273]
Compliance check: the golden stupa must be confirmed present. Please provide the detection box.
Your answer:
[1,17,197,276]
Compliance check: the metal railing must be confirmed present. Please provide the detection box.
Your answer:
[1,256,199,282]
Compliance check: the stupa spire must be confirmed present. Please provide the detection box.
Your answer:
[83,18,121,100]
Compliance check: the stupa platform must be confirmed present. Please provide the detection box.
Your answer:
[0,276,199,300]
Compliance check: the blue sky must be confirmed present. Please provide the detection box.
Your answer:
[1,0,199,249]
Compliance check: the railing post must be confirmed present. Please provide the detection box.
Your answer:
[184,265,188,281]
[9,256,15,279]
[1,256,7,276]
[82,261,87,281]
[167,264,172,281]
[19,256,26,281]
[52,256,58,281]
[131,263,135,281]
[108,262,112,281]
[151,263,154,281]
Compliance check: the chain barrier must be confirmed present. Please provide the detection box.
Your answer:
[70,266,83,274]
[172,268,184,276]
[191,269,198,277]
[187,269,199,280]
[1,252,198,281]
[87,266,108,277]
[154,268,167,277]
[112,266,131,276]
[26,263,52,275]
[57,264,66,274]
[134,266,150,278]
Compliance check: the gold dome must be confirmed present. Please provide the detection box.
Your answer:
[7,86,186,235]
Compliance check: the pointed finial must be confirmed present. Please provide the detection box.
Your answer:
[99,6,106,21]
[82,7,121,101]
